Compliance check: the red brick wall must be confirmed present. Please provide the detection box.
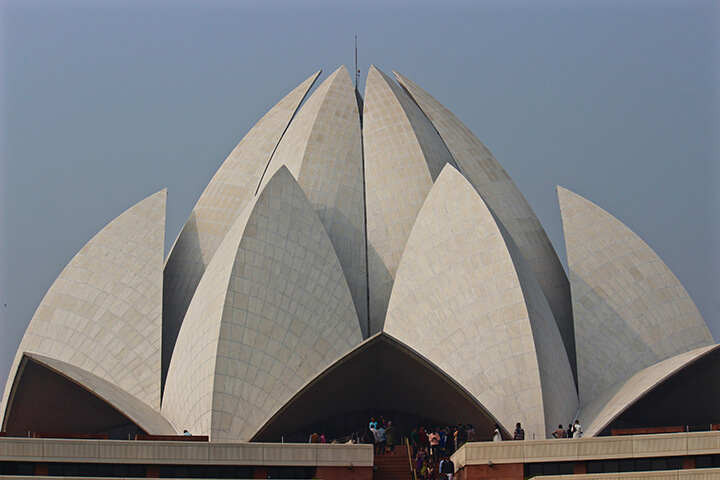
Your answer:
[34,463,48,476]
[315,466,373,480]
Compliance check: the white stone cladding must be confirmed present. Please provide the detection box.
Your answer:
[4,67,716,441]
[384,165,575,439]
[162,71,320,383]
[580,344,719,437]
[394,71,576,379]
[500,222,579,438]
[162,167,362,441]
[558,186,713,407]
[258,66,367,336]
[363,65,457,334]
[2,190,166,413]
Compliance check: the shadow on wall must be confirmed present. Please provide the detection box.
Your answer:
[570,270,660,407]
[162,210,204,397]
[315,205,372,339]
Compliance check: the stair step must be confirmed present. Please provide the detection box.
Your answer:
[373,451,414,480]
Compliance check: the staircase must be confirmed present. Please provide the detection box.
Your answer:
[374,449,414,480]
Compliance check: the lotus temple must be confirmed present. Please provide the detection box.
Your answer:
[1,65,719,479]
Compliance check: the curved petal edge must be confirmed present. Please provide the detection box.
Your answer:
[558,186,713,406]
[2,189,166,416]
[162,166,363,441]
[385,164,576,439]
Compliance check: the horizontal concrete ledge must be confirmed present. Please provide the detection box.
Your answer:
[0,439,374,467]
[452,431,720,467]
[536,467,720,479]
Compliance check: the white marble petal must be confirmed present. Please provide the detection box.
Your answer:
[363,65,457,333]
[258,66,367,335]
[385,165,576,439]
[2,190,166,415]
[162,167,362,441]
[395,71,575,377]
[162,71,321,383]
[558,186,713,407]
[580,344,719,436]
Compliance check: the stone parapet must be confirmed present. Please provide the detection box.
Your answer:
[453,431,720,468]
[536,467,720,479]
[0,438,373,467]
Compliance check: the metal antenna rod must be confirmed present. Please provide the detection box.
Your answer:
[355,35,359,89]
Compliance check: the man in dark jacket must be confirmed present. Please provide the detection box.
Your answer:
[439,457,454,480]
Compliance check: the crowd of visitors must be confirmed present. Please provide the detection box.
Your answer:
[495,420,583,442]
[321,415,585,455]
[308,432,327,443]
[409,423,477,480]
[545,420,585,440]
[362,416,399,454]
[358,418,478,480]
[302,415,590,480]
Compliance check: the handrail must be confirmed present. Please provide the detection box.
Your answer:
[406,437,417,480]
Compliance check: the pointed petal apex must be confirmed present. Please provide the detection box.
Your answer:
[560,187,713,406]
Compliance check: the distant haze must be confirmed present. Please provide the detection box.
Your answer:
[1,0,718,389]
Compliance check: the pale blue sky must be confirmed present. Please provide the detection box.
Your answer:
[1,0,718,387]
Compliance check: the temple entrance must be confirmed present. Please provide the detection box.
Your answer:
[273,409,445,443]
[252,333,505,442]
[3,355,144,439]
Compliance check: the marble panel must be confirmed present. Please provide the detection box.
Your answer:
[162,72,320,384]
[2,190,166,416]
[559,186,713,407]
[395,71,575,377]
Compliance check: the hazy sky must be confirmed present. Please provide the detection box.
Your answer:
[0,0,718,388]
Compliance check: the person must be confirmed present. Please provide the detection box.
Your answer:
[369,416,378,430]
[428,429,440,462]
[572,420,583,439]
[567,423,574,439]
[466,424,475,442]
[438,428,447,456]
[415,447,426,472]
[418,426,429,451]
[456,423,467,449]
[425,459,435,480]
[410,428,420,456]
[376,424,387,455]
[320,433,327,443]
[438,458,447,478]
[513,422,525,440]
[309,432,320,443]
[445,426,455,455]
[419,459,428,480]
[439,456,454,480]
[183,430,192,436]
[492,424,502,442]
[362,427,375,445]
[385,421,397,455]
[552,424,567,439]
